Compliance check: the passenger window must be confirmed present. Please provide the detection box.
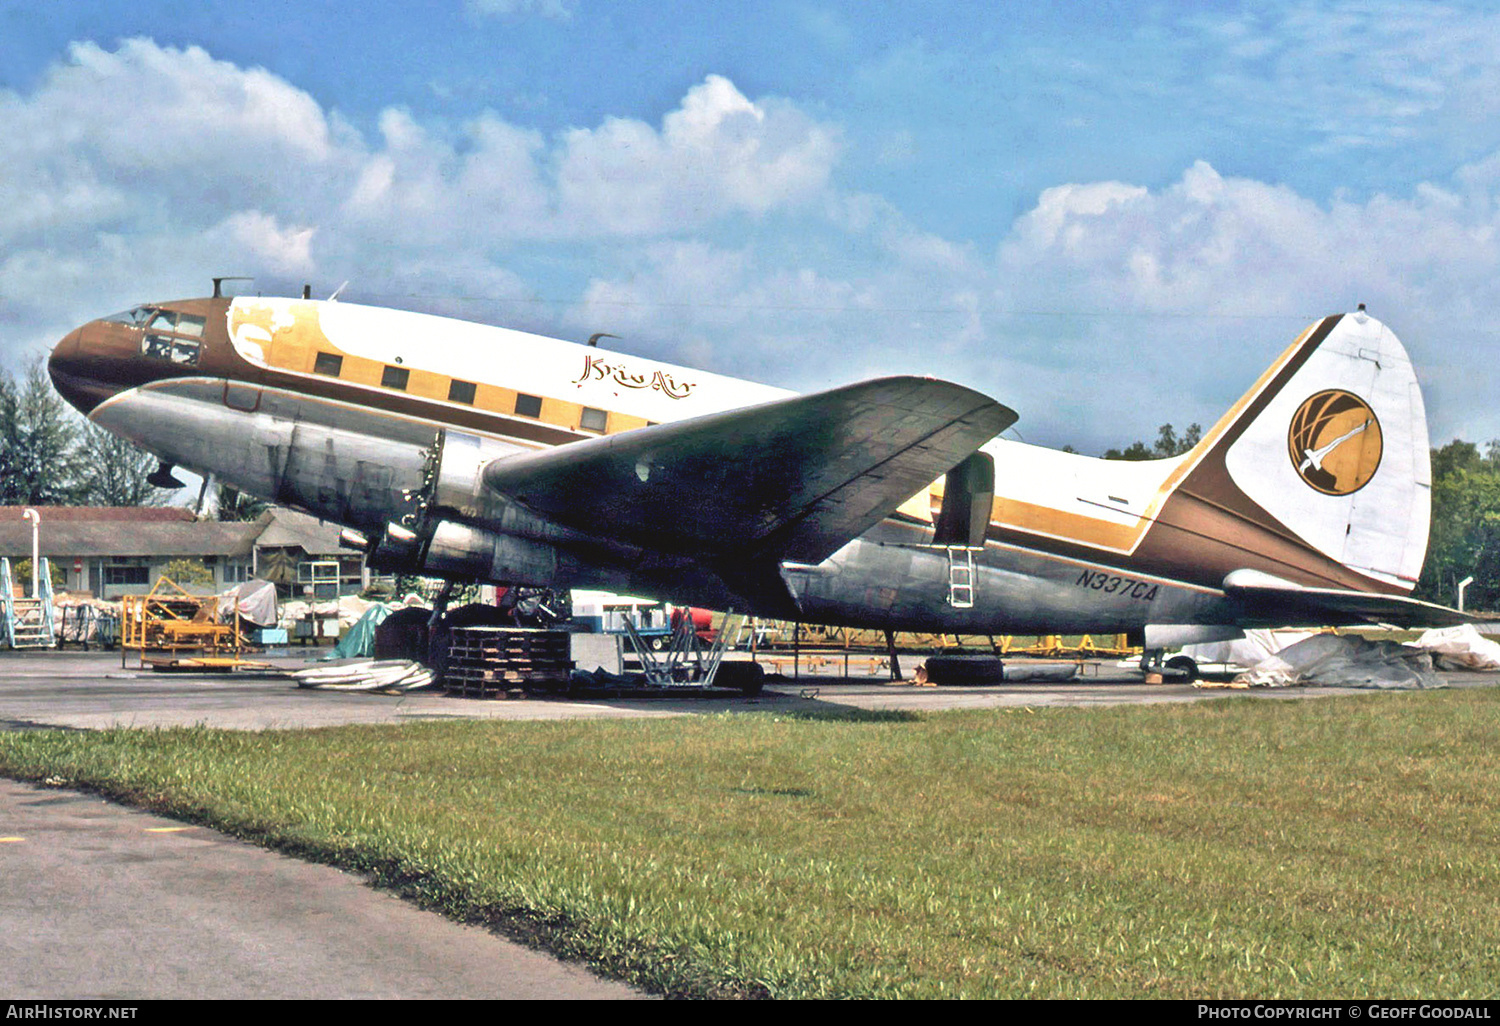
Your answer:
[448,380,476,404]
[314,352,343,377]
[515,393,543,418]
[580,407,607,432]
[381,365,410,391]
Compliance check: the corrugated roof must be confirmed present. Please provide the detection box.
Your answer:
[0,520,260,559]
[0,506,194,523]
[0,504,355,561]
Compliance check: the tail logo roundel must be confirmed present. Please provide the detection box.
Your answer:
[1287,390,1383,496]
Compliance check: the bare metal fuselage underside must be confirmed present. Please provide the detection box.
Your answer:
[91,376,1238,634]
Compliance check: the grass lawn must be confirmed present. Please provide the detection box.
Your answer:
[2,690,1497,999]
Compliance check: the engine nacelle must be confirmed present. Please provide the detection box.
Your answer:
[360,428,645,588]
[365,516,633,591]
[424,519,563,584]
[432,430,528,518]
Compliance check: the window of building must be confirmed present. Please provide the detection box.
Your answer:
[580,407,608,432]
[448,379,476,405]
[381,365,410,390]
[314,352,343,377]
[103,565,149,586]
[223,562,253,584]
[514,393,543,418]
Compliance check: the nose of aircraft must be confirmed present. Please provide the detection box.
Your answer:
[48,317,145,416]
[47,325,93,414]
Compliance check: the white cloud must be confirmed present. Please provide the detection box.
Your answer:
[555,75,839,235]
[219,212,317,276]
[465,0,574,20]
[0,40,841,363]
[13,35,1500,452]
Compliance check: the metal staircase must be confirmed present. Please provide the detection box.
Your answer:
[1,558,57,649]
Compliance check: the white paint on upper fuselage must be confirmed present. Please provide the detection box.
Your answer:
[227,297,793,424]
[220,297,1202,555]
[982,436,1187,530]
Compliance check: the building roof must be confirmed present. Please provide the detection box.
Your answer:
[0,519,261,560]
[252,507,348,556]
[0,505,348,561]
[0,506,194,523]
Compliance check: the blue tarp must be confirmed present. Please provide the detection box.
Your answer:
[320,604,395,660]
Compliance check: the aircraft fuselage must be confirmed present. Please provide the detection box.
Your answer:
[48,294,1430,639]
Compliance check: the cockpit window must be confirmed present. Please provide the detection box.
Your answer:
[174,314,205,337]
[103,307,154,327]
[105,306,206,338]
[137,309,204,367]
[143,309,205,337]
[142,334,201,366]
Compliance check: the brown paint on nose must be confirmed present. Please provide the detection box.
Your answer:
[48,327,90,411]
[48,322,134,415]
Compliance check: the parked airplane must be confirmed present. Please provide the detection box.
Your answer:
[47,290,1479,668]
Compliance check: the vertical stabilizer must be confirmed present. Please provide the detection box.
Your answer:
[1193,312,1430,592]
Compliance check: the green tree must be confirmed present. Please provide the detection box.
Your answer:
[0,359,87,504]
[77,422,170,507]
[215,484,269,522]
[1416,439,1500,610]
[1103,422,1203,460]
[157,558,214,587]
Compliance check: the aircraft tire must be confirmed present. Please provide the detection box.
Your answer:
[921,655,1005,686]
[1164,655,1199,682]
[716,661,765,696]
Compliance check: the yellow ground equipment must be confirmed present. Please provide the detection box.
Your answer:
[120,577,250,670]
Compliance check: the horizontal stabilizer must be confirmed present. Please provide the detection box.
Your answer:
[1222,569,1494,628]
[481,375,1015,565]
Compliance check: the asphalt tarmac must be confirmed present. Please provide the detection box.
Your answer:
[3,648,1496,1000]
[1,648,1473,733]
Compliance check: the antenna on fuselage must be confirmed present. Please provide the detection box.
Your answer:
[212,277,253,298]
[328,281,349,302]
[587,333,619,348]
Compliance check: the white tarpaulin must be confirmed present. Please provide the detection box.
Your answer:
[1182,629,1316,671]
[217,579,278,627]
[1234,634,1444,689]
[1408,624,1500,670]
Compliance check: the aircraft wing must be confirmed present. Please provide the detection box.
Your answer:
[1222,569,1497,628]
[480,375,1015,565]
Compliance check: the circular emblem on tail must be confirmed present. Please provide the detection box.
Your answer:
[1287,390,1383,495]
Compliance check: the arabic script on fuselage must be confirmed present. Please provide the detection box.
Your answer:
[572,354,696,399]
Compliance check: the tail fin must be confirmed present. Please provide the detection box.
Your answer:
[1180,311,1430,592]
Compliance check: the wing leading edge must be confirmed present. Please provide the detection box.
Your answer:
[480,375,1016,566]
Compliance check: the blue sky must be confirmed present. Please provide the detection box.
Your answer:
[5,0,1500,452]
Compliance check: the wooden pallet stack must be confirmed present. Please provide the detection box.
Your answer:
[444,626,575,697]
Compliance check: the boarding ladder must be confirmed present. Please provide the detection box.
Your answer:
[946,547,976,609]
[1,558,56,649]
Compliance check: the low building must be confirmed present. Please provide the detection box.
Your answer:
[0,506,365,600]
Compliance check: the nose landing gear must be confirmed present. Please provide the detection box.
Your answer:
[146,461,185,489]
